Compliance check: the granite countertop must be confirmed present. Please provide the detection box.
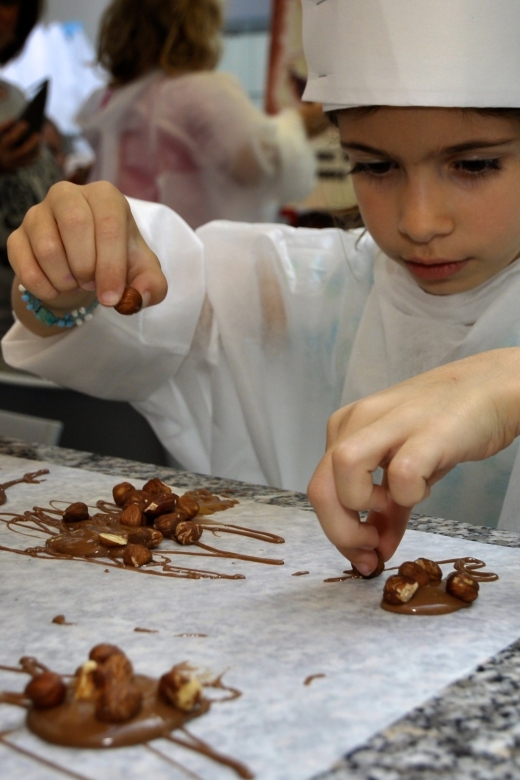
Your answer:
[1,436,520,780]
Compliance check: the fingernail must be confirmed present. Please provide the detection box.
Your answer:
[99,290,120,306]
[354,562,373,576]
[141,291,151,308]
[80,281,96,291]
[359,545,375,551]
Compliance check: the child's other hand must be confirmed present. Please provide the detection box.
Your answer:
[308,349,520,575]
[8,181,167,327]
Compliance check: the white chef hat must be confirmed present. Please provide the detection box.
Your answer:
[301,0,520,111]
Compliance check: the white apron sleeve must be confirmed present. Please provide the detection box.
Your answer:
[1,198,205,402]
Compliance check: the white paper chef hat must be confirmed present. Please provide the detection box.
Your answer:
[301,0,520,111]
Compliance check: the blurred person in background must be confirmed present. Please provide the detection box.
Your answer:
[77,0,319,228]
[0,0,60,337]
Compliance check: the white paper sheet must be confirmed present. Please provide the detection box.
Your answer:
[0,455,520,780]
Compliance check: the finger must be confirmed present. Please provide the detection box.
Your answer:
[308,453,380,564]
[7,224,60,301]
[83,182,131,306]
[21,198,81,295]
[125,218,168,308]
[363,473,412,560]
[46,182,96,289]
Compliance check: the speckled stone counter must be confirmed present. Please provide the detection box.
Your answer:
[2,435,520,780]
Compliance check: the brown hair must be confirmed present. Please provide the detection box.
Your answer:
[0,0,44,65]
[98,0,223,86]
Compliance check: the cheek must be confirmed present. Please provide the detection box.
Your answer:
[353,183,395,241]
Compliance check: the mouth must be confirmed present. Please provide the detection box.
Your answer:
[403,258,470,281]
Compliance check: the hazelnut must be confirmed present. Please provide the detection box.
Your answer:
[177,494,200,520]
[158,666,203,712]
[25,672,66,709]
[95,682,143,723]
[352,549,385,579]
[120,504,144,528]
[415,558,442,583]
[446,571,479,603]
[112,482,135,507]
[398,561,430,587]
[89,644,124,665]
[63,502,90,523]
[143,493,178,519]
[174,520,203,546]
[114,287,143,316]
[99,533,128,548]
[123,543,152,568]
[142,478,172,496]
[128,527,164,549]
[383,575,419,605]
[74,660,98,701]
[122,489,149,511]
[154,511,187,538]
[95,653,134,689]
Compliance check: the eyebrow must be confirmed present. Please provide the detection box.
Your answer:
[340,138,517,156]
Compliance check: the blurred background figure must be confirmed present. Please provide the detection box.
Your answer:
[0,0,62,338]
[77,0,318,228]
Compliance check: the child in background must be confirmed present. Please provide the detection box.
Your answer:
[77,0,318,228]
[4,0,520,573]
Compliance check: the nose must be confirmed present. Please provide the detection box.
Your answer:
[397,174,454,244]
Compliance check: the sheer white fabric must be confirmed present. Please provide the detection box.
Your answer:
[4,198,520,529]
[77,71,316,228]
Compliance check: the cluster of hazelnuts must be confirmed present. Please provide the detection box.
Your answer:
[62,478,203,568]
[24,643,203,724]
[383,558,480,606]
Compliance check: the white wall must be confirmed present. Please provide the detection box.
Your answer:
[43,0,110,45]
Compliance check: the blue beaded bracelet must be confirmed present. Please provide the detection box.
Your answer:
[19,285,99,328]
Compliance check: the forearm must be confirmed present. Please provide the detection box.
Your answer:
[11,276,97,338]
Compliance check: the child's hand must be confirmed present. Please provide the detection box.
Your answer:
[308,349,520,575]
[8,182,167,335]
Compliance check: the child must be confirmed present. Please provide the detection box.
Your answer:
[77,0,318,228]
[4,0,520,571]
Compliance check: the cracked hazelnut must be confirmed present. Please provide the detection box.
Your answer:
[120,504,144,528]
[142,478,172,496]
[99,533,128,548]
[398,561,430,587]
[128,527,163,548]
[352,549,385,579]
[158,666,203,712]
[74,660,98,701]
[63,502,90,523]
[144,493,178,519]
[174,520,203,545]
[383,575,419,605]
[123,543,152,568]
[177,494,200,520]
[446,571,479,603]
[114,287,143,316]
[25,672,66,709]
[89,644,124,665]
[95,682,143,723]
[112,482,135,507]
[122,489,149,510]
[415,558,442,583]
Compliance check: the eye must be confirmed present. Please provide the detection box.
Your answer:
[453,158,502,176]
[349,160,397,177]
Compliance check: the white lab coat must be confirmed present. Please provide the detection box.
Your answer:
[77,71,316,228]
[4,198,520,530]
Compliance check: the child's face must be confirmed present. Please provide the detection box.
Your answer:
[338,107,520,294]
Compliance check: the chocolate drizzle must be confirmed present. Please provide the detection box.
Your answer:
[0,469,49,505]
[0,486,286,580]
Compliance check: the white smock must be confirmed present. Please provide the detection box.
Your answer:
[4,199,520,529]
[77,71,316,228]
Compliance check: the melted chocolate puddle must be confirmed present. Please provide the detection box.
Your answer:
[0,652,253,778]
[0,487,285,580]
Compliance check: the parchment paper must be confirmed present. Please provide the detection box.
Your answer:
[1,454,520,780]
